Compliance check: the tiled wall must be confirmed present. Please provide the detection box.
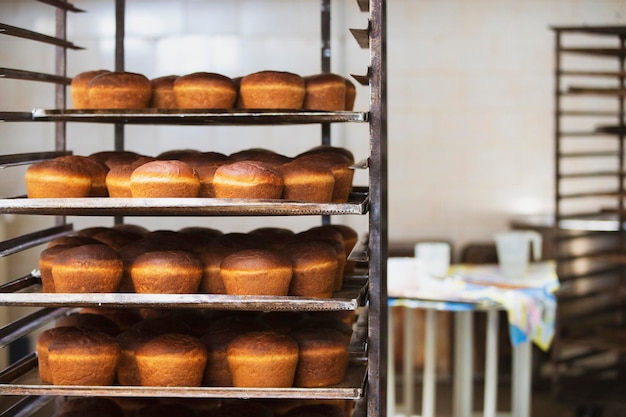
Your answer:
[1,0,626,265]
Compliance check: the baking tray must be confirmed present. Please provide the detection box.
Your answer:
[0,190,369,217]
[0,273,369,312]
[31,109,368,125]
[0,352,367,401]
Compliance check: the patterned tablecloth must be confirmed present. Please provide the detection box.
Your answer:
[387,258,559,350]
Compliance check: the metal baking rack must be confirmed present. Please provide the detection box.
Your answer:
[0,273,369,311]
[31,108,368,125]
[0,191,369,217]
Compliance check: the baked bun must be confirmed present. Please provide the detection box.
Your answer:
[213,161,284,199]
[290,327,349,387]
[71,70,110,109]
[249,227,296,250]
[51,244,123,293]
[130,160,200,198]
[198,244,238,294]
[25,159,92,198]
[36,326,79,383]
[226,330,299,387]
[284,240,338,298]
[304,73,347,111]
[150,75,179,108]
[131,250,202,294]
[278,160,335,202]
[328,224,359,272]
[295,152,354,203]
[89,150,144,168]
[135,333,208,387]
[88,71,152,109]
[174,72,237,109]
[105,156,156,198]
[220,248,293,296]
[298,145,355,165]
[239,71,306,109]
[39,243,88,293]
[200,314,266,386]
[297,227,347,291]
[56,155,110,197]
[47,327,120,386]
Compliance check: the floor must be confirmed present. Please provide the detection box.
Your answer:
[390,377,577,417]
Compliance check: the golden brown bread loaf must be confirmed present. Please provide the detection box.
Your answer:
[51,244,123,293]
[289,327,349,387]
[135,333,208,387]
[39,243,90,293]
[328,224,359,272]
[220,248,293,296]
[304,73,347,111]
[226,330,299,388]
[56,155,110,197]
[79,307,142,332]
[239,70,306,109]
[129,160,201,198]
[89,150,143,168]
[213,160,284,199]
[294,152,354,203]
[248,227,296,250]
[47,327,121,386]
[297,226,347,291]
[283,240,339,298]
[88,71,152,109]
[25,159,93,198]
[149,75,179,108]
[197,244,238,294]
[298,145,355,165]
[200,313,266,386]
[36,326,79,383]
[105,156,156,198]
[194,162,228,198]
[277,160,335,202]
[130,250,202,294]
[173,72,237,109]
[70,69,110,109]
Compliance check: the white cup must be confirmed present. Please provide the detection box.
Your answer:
[494,230,542,278]
[414,241,451,278]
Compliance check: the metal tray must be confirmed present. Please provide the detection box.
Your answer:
[0,190,369,217]
[0,353,367,400]
[31,109,368,125]
[0,274,369,312]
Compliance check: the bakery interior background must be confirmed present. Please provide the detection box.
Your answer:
[1,0,626,280]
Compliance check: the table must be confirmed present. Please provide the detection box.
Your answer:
[386,260,558,417]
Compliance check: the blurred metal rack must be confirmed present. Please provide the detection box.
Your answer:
[551,24,626,402]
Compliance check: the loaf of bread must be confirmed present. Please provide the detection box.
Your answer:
[173,72,237,109]
[226,330,299,388]
[88,71,152,109]
[47,327,121,386]
[220,248,293,296]
[129,160,200,198]
[70,69,110,109]
[150,75,179,108]
[278,160,335,202]
[213,160,284,199]
[106,156,155,198]
[283,240,338,298]
[25,159,93,198]
[135,333,207,387]
[304,73,347,111]
[290,327,349,387]
[294,152,354,203]
[51,244,123,293]
[130,250,202,294]
[239,71,306,109]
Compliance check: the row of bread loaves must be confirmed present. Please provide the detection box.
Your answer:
[25,145,355,202]
[36,309,353,389]
[39,223,359,296]
[71,70,356,111]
